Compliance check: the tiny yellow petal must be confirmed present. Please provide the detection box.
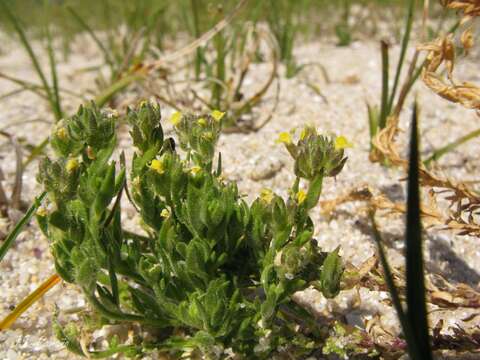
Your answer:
[66,159,79,173]
[260,188,274,204]
[190,166,202,175]
[211,110,225,122]
[170,111,182,126]
[277,132,292,144]
[149,159,165,174]
[296,190,307,204]
[300,128,307,140]
[37,206,48,217]
[202,131,213,140]
[197,118,207,126]
[160,209,170,218]
[56,127,67,140]
[334,135,353,150]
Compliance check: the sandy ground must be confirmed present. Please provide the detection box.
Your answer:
[1,32,480,359]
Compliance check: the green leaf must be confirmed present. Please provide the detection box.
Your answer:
[319,247,343,298]
[0,192,46,263]
[405,103,433,359]
[304,175,323,210]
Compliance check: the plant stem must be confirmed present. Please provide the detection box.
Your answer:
[379,40,390,129]
[424,127,480,166]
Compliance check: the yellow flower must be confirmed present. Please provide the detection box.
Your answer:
[211,110,225,122]
[190,166,202,175]
[160,209,170,218]
[334,135,353,150]
[66,159,79,173]
[107,109,119,118]
[197,118,207,126]
[277,132,292,144]
[202,131,213,140]
[149,159,165,174]
[56,127,67,140]
[296,190,307,204]
[260,188,274,204]
[170,111,182,126]
[37,206,48,217]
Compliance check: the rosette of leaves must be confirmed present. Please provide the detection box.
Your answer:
[36,102,347,359]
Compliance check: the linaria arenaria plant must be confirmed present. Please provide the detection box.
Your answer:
[36,102,348,359]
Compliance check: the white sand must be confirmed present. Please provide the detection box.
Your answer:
[1,32,480,359]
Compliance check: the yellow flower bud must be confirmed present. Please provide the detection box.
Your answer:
[197,118,207,126]
[334,135,353,150]
[190,166,202,175]
[170,111,182,126]
[277,132,292,144]
[66,159,79,173]
[260,188,274,204]
[211,110,225,122]
[37,206,48,217]
[149,159,165,174]
[296,190,307,204]
[160,209,170,218]
[202,131,213,140]
[56,127,67,140]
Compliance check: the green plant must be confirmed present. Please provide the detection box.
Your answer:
[153,2,279,134]
[266,0,303,78]
[335,0,352,46]
[0,0,63,121]
[35,102,348,358]
[370,103,433,360]
[367,0,420,156]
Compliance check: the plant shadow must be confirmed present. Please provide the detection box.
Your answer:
[427,234,480,291]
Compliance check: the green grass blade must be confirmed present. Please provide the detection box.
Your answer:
[0,1,59,120]
[0,192,46,263]
[405,103,433,359]
[45,22,63,120]
[66,6,115,72]
[424,127,480,166]
[23,137,49,168]
[367,103,379,149]
[387,0,415,114]
[94,73,143,108]
[379,40,389,129]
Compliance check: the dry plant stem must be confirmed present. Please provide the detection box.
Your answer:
[0,274,61,331]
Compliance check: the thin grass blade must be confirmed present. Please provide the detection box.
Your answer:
[0,192,46,263]
[405,103,433,359]
[0,1,60,120]
[66,6,115,72]
[387,0,416,113]
[44,20,63,120]
[379,40,389,129]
